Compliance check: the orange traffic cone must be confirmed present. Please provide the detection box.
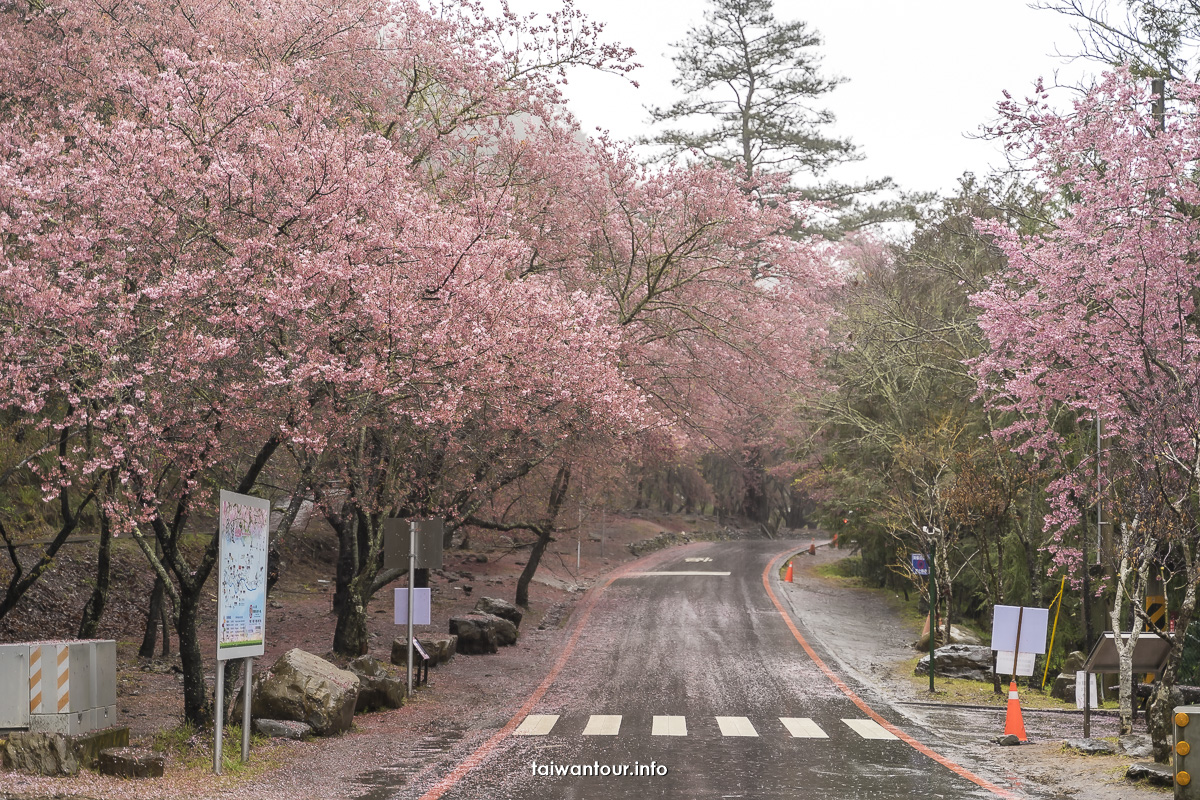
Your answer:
[785,561,794,582]
[808,539,817,555]
[1004,680,1027,741]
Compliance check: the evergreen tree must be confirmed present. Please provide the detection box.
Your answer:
[647,0,914,234]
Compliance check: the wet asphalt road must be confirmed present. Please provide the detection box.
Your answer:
[397,539,1036,800]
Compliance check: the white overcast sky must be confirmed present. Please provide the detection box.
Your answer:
[506,0,1096,197]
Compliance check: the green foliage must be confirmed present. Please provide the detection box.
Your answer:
[645,0,917,235]
[800,175,1068,636]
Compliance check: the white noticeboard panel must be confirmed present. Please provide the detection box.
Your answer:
[394,588,432,626]
[995,651,1037,676]
[1075,671,1099,708]
[990,605,1049,654]
[217,490,270,661]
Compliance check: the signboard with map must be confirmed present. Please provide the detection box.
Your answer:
[217,490,270,661]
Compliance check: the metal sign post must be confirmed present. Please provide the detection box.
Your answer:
[214,490,269,775]
[912,551,934,692]
[407,520,416,695]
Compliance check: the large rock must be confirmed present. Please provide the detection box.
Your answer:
[474,597,524,628]
[914,645,993,681]
[392,635,457,667]
[253,719,312,740]
[915,624,982,650]
[1065,738,1115,755]
[235,648,359,736]
[348,655,406,712]
[2,732,79,776]
[0,727,128,776]
[1050,651,1088,701]
[450,613,518,654]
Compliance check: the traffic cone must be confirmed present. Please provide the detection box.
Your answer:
[808,539,817,556]
[1004,680,1027,741]
[785,561,793,582]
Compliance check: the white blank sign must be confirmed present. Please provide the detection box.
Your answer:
[995,650,1037,676]
[991,605,1049,654]
[394,588,431,625]
[1075,671,1099,708]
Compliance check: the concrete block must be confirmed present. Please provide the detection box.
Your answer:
[29,710,90,736]
[92,705,117,729]
[66,642,93,712]
[92,641,116,707]
[0,644,30,728]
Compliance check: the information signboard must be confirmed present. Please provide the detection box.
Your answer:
[384,518,445,570]
[217,490,270,661]
[394,587,432,626]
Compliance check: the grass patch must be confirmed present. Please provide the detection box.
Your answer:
[894,656,1118,710]
[152,722,273,775]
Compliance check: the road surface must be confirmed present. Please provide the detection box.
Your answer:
[382,539,1039,799]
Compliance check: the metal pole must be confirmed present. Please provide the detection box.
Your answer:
[929,545,936,693]
[1041,577,1067,690]
[577,540,581,571]
[1012,606,1025,680]
[214,664,224,774]
[407,520,416,696]
[241,657,253,762]
[1084,668,1092,738]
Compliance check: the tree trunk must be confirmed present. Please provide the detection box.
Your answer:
[333,520,357,615]
[139,577,165,659]
[175,590,210,727]
[77,511,112,639]
[515,464,572,608]
[516,528,552,608]
[332,579,369,656]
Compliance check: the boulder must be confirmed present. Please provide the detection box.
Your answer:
[1065,738,1115,755]
[915,624,982,650]
[391,635,457,667]
[235,648,359,736]
[914,645,993,681]
[2,732,79,776]
[1118,734,1155,758]
[253,719,312,740]
[1050,651,1088,701]
[1127,761,1174,786]
[449,613,517,654]
[487,613,519,647]
[97,747,165,778]
[348,655,406,712]
[474,597,523,628]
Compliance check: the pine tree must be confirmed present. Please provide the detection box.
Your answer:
[647,0,910,234]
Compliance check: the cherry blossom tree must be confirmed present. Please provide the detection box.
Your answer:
[972,70,1200,754]
[0,0,641,721]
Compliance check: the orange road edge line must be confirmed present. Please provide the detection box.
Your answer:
[762,548,1019,800]
[417,557,646,800]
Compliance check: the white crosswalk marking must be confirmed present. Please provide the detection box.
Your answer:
[684,557,713,562]
[513,715,559,736]
[779,717,828,738]
[651,715,688,736]
[715,716,758,737]
[626,571,731,576]
[843,719,898,740]
[582,715,623,735]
